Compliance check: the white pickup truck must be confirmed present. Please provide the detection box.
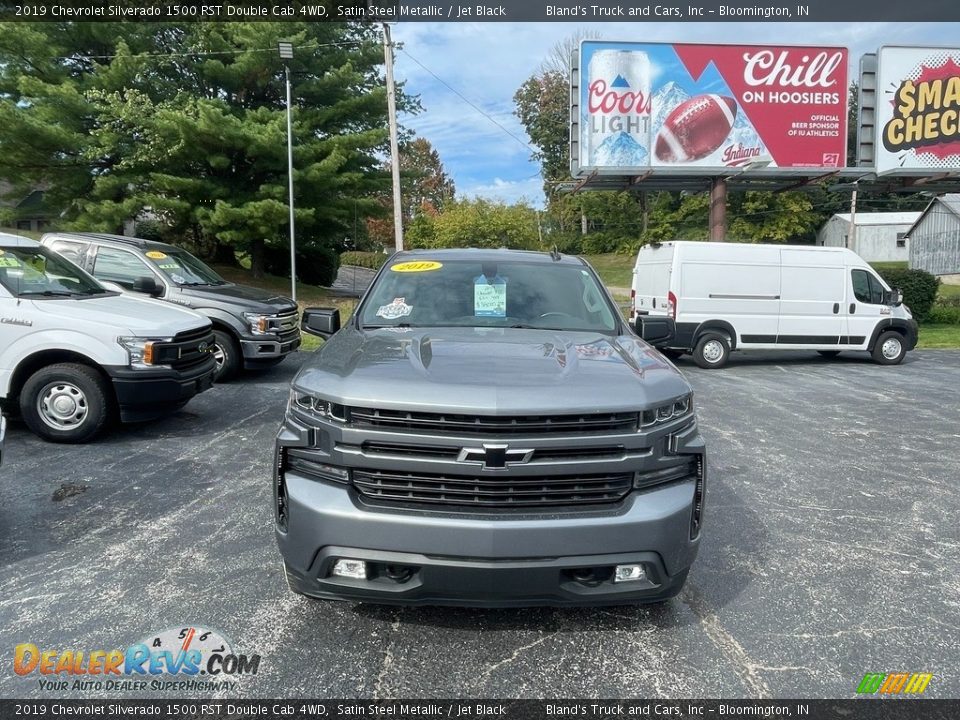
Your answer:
[0,233,217,443]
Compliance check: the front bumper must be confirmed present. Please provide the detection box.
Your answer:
[106,357,216,423]
[275,415,705,607]
[240,332,302,366]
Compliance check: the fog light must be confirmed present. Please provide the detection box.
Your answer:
[332,559,367,579]
[614,564,646,583]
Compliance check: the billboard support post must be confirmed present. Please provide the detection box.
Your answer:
[709,178,727,241]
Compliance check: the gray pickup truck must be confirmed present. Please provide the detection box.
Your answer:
[275,249,706,606]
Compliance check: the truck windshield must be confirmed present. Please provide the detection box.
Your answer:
[360,258,619,333]
[145,249,226,286]
[0,246,107,298]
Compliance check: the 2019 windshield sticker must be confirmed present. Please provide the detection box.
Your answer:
[391,261,442,273]
[145,251,167,260]
[377,297,413,320]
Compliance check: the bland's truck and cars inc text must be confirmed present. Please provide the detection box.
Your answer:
[2,4,960,718]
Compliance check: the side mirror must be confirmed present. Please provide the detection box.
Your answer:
[888,288,904,307]
[133,276,163,297]
[303,308,340,338]
[636,316,675,344]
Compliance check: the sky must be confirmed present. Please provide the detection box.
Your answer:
[391,22,960,208]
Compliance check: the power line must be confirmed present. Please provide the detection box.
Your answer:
[398,48,534,155]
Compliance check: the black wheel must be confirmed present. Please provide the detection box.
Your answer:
[659,349,685,361]
[692,332,731,369]
[818,350,841,359]
[212,329,241,381]
[20,363,109,443]
[872,330,907,365]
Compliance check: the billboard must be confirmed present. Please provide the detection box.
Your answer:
[875,46,960,175]
[577,42,848,174]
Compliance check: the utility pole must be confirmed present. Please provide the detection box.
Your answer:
[278,42,297,302]
[848,181,859,250]
[382,23,404,252]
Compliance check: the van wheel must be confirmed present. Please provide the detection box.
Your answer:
[20,364,109,443]
[212,330,241,382]
[872,331,906,365]
[818,350,841,359]
[693,333,730,369]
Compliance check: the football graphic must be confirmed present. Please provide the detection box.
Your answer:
[655,94,738,163]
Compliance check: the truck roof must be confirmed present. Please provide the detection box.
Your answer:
[0,232,40,248]
[41,231,177,253]
[391,248,586,266]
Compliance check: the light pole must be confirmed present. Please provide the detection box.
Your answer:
[279,41,297,302]
[382,23,403,252]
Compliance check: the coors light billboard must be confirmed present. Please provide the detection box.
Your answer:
[579,41,848,172]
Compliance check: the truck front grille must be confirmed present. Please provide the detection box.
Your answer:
[352,469,633,508]
[348,408,638,436]
[156,327,216,371]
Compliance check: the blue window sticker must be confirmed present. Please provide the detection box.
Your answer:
[474,274,506,317]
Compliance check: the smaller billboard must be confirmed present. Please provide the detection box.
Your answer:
[577,42,848,174]
[875,46,960,175]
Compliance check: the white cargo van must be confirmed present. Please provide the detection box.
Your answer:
[631,241,918,369]
[0,233,217,442]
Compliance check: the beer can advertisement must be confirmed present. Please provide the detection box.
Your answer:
[875,46,960,175]
[578,41,848,173]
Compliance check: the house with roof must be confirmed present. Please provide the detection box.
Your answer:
[905,194,960,277]
[0,180,55,233]
[816,211,921,263]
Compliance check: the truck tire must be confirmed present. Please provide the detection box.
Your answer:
[872,330,907,365]
[212,329,241,382]
[693,332,731,369]
[20,363,110,443]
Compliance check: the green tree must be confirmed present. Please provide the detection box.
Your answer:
[406,198,540,250]
[0,21,416,278]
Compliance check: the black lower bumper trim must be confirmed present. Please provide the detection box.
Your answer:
[286,547,690,607]
[106,358,216,422]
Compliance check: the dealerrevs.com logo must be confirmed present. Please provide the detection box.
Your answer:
[14,626,260,693]
[856,672,933,695]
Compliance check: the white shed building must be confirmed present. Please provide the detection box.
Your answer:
[905,194,960,276]
[816,212,921,263]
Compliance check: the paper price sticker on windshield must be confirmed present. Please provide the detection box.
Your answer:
[391,261,442,273]
[474,282,506,317]
[146,251,167,260]
[0,257,21,268]
[376,297,413,320]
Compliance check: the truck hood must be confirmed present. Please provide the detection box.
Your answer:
[171,283,296,314]
[295,326,691,414]
[32,293,209,336]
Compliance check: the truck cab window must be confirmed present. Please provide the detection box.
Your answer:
[93,247,155,289]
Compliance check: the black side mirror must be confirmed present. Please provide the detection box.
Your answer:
[133,276,162,297]
[303,308,340,338]
[636,316,675,344]
[888,288,904,307]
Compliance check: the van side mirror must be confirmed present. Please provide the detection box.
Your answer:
[636,316,675,344]
[887,288,904,307]
[133,276,163,297]
[303,308,340,338]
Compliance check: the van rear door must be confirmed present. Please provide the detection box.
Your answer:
[777,249,846,346]
[632,249,672,319]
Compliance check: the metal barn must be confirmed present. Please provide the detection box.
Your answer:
[906,195,960,277]
[816,212,921,263]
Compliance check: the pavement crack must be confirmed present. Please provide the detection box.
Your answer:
[373,608,403,698]
[479,631,558,685]
[681,585,771,698]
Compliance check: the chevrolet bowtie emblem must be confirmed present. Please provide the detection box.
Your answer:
[458,443,534,470]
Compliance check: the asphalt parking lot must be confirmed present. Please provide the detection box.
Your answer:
[1,349,958,699]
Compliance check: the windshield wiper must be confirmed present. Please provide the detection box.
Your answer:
[19,290,78,297]
[365,322,413,329]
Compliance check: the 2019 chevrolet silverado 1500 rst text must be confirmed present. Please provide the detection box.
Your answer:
[0,233,217,443]
[274,249,706,607]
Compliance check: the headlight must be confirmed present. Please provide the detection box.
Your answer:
[288,390,347,422]
[640,393,693,429]
[117,336,171,369]
[243,312,272,335]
